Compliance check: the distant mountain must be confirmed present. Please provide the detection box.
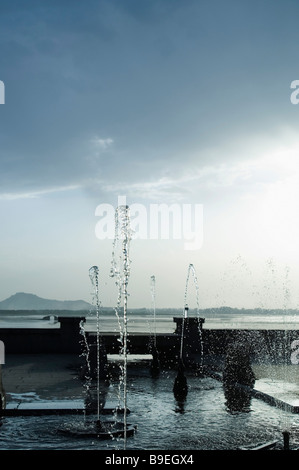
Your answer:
[0,292,92,311]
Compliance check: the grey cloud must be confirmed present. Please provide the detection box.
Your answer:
[1,0,299,201]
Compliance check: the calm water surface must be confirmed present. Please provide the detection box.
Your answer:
[1,369,297,450]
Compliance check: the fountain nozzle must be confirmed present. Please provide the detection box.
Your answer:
[184,305,189,318]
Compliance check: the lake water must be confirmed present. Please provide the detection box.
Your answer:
[2,310,299,332]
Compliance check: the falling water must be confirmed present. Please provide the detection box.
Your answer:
[184,263,200,313]
[183,263,204,371]
[150,275,157,348]
[78,318,92,420]
[180,304,189,361]
[174,264,202,402]
[280,264,292,440]
[88,265,101,420]
[109,202,132,448]
[150,275,160,377]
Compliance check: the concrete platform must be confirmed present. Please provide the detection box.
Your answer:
[0,353,132,416]
[1,353,84,400]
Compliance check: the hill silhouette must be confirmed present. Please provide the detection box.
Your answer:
[0,292,92,311]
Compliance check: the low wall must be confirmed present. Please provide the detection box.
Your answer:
[0,317,298,365]
[0,317,85,354]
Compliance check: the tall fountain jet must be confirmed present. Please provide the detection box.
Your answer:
[110,201,133,447]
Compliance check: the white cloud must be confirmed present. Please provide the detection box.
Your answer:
[0,184,81,201]
[97,131,299,208]
[102,176,189,201]
[91,137,114,150]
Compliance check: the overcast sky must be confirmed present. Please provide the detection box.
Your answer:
[1,0,299,310]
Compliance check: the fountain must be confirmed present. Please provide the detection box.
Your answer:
[149,275,160,377]
[185,263,204,372]
[58,203,136,441]
[173,264,206,404]
[88,266,109,382]
[173,264,200,401]
[3,245,299,449]
[109,201,136,446]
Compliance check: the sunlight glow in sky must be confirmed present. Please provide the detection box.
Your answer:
[1,0,299,310]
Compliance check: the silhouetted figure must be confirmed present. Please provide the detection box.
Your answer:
[173,359,188,401]
[223,339,255,412]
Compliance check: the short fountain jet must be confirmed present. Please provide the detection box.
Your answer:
[149,275,160,377]
[173,305,189,401]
